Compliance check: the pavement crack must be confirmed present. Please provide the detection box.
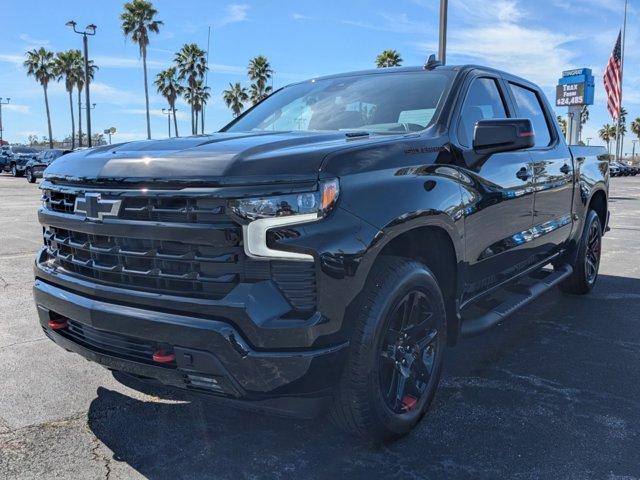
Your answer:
[0,338,46,351]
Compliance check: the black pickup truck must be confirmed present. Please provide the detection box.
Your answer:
[34,64,609,441]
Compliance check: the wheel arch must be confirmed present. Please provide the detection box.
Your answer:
[588,188,607,231]
[371,223,462,346]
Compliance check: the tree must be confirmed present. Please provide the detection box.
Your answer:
[175,43,208,134]
[631,117,640,142]
[24,48,55,149]
[183,81,210,134]
[155,67,183,137]
[121,0,163,140]
[53,50,82,149]
[599,124,616,154]
[222,82,248,117]
[248,55,273,105]
[74,57,97,148]
[557,115,567,137]
[375,49,402,68]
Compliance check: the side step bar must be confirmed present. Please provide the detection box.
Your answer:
[460,264,573,338]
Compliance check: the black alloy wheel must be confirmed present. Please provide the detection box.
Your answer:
[378,290,439,414]
[584,219,601,285]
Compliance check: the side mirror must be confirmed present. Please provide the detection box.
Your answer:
[473,118,535,155]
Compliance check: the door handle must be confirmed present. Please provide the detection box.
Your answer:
[560,163,572,174]
[516,167,530,181]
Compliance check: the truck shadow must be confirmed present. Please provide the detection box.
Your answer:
[87,273,640,479]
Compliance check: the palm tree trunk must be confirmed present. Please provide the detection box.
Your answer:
[172,105,179,137]
[77,87,83,147]
[43,84,53,149]
[201,109,204,135]
[142,47,151,140]
[191,107,195,135]
[68,90,76,149]
[195,108,199,134]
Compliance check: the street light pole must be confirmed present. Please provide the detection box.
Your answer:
[162,108,172,137]
[0,98,10,145]
[66,21,96,147]
[632,139,637,160]
[438,0,448,64]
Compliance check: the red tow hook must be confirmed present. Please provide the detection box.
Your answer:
[152,348,176,364]
[401,395,418,411]
[48,318,68,330]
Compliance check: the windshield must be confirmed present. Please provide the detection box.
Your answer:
[14,147,37,153]
[225,71,451,134]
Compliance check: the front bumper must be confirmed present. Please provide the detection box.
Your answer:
[34,276,348,417]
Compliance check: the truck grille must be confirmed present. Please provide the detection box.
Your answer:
[40,187,317,311]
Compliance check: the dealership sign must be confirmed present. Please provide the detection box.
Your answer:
[556,68,594,107]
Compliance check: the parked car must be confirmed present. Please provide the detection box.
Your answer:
[612,161,635,176]
[0,145,39,176]
[609,163,621,177]
[34,64,609,441]
[25,149,71,183]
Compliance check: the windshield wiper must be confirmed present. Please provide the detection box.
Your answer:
[344,131,370,139]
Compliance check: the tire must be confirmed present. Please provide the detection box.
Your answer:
[26,168,36,183]
[10,164,18,177]
[559,210,602,295]
[329,256,446,442]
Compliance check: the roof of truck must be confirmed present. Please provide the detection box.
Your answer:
[294,64,537,90]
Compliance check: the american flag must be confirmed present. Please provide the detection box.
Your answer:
[604,31,623,120]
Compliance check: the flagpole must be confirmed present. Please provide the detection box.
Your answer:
[616,0,628,161]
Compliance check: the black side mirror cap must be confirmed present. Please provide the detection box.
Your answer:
[473,118,535,155]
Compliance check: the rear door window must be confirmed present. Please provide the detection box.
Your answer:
[509,83,552,147]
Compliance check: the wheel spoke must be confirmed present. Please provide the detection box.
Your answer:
[386,366,399,399]
[394,371,408,409]
[415,328,438,350]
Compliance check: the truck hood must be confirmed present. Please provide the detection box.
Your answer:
[44,131,400,187]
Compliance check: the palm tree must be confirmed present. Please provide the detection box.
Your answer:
[248,55,273,105]
[120,0,163,140]
[631,117,640,142]
[74,58,97,147]
[222,82,248,117]
[557,115,567,137]
[155,67,183,137]
[53,50,82,149]
[183,81,211,134]
[175,43,208,134]
[24,48,55,149]
[375,49,402,68]
[599,124,616,154]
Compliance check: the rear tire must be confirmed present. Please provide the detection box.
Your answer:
[329,256,446,442]
[26,168,36,183]
[559,210,602,295]
[10,164,19,177]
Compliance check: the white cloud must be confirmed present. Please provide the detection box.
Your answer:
[292,13,313,20]
[92,55,166,69]
[0,54,24,65]
[4,104,30,114]
[217,4,250,27]
[90,82,145,106]
[414,0,577,87]
[19,33,51,48]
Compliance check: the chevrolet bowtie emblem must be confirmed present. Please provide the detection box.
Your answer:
[74,193,122,221]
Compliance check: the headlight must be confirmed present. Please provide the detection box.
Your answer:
[231,179,339,262]
[230,178,339,221]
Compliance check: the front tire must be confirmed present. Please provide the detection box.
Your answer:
[330,256,446,442]
[10,164,19,177]
[26,168,35,183]
[559,210,602,295]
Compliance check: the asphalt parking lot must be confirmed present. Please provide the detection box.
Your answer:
[0,174,639,479]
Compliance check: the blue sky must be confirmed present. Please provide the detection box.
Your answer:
[0,0,637,151]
